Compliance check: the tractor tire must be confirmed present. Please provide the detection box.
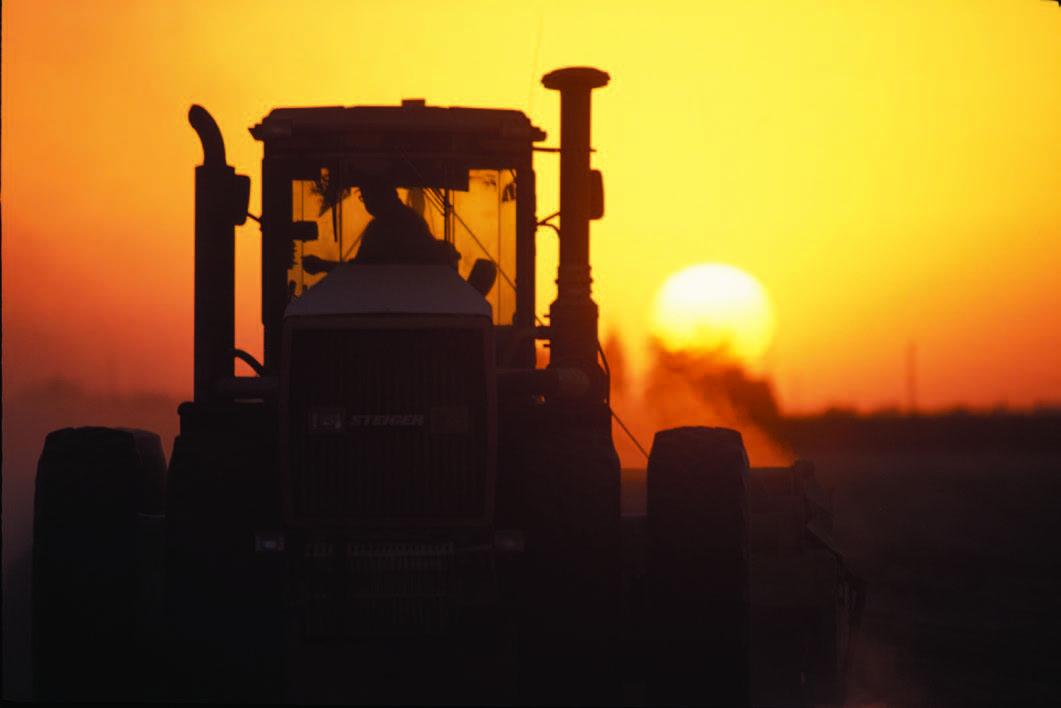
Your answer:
[164,406,285,704]
[32,426,167,703]
[644,426,751,707]
[513,408,623,705]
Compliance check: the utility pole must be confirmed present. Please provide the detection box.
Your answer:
[906,341,918,415]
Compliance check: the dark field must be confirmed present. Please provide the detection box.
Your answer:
[4,384,1060,705]
[624,445,1061,706]
[809,448,1061,706]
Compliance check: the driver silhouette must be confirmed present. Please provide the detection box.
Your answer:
[302,179,457,274]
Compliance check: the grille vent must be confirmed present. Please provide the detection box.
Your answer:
[286,326,489,524]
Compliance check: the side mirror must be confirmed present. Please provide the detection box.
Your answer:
[468,258,497,297]
[290,221,319,241]
[589,169,604,220]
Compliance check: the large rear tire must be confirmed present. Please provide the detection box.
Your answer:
[645,426,751,707]
[32,426,166,702]
[509,405,623,705]
[163,402,285,703]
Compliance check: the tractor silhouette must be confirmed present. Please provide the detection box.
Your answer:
[33,66,862,705]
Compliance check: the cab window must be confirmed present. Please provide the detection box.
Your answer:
[287,168,517,325]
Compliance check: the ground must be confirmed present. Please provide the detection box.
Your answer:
[622,446,1061,706]
[4,383,1059,705]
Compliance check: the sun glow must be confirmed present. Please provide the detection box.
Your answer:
[3,2,1060,409]
[651,263,776,365]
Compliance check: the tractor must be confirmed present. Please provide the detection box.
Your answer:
[32,66,862,705]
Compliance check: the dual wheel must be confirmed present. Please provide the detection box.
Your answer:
[507,410,751,706]
[33,424,751,706]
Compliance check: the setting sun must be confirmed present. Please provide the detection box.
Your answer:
[5,4,1061,705]
[651,263,776,364]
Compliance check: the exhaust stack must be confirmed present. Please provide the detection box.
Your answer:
[541,67,609,395]
[188,105,250,401]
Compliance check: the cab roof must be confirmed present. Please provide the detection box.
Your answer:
[251,102,546,144]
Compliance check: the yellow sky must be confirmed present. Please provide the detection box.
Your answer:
[3,0,1061,411]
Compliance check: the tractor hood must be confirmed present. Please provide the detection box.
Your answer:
[284,263,491,319]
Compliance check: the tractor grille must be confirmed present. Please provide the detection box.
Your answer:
[286,326,489,524]
[300,540,458,639]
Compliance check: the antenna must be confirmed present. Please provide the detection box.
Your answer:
[526,10,545,115]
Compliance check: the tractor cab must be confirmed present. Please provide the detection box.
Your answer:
[251,103,545,373]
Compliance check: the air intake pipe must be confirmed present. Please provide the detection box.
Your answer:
[188,105,251,402]
[541,67,609,399]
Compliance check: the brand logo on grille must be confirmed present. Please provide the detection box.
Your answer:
[349,414,425,427]
[308,408,425,433]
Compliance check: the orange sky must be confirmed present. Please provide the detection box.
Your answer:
[3,0,1061,412]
